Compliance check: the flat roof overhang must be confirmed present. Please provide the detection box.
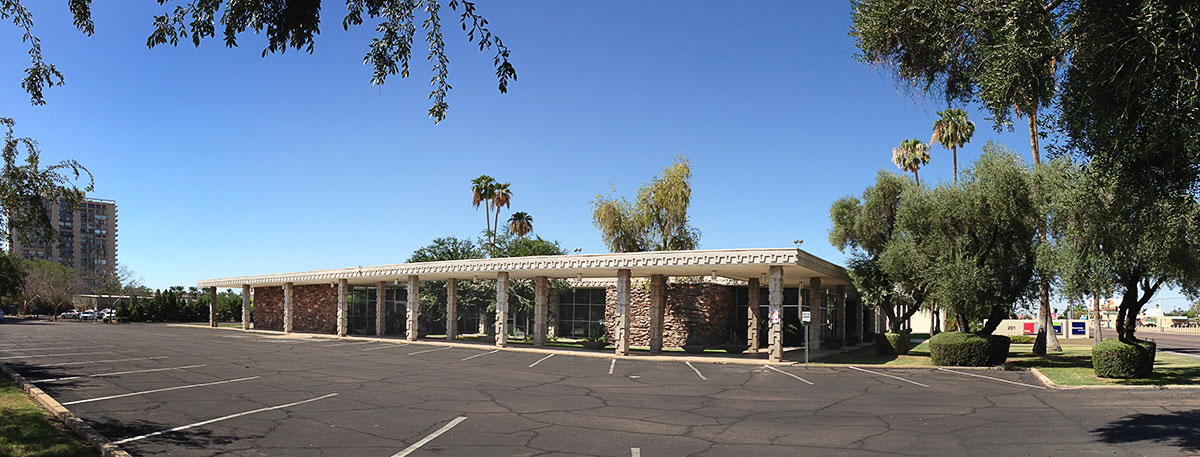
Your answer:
[198,248,851,288]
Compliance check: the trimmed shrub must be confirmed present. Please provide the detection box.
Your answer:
[875,333,909,355]
[1008,334,1035,344]
[929,332,991,366]
[1093,339,1157,378]
[986,334,1011,365]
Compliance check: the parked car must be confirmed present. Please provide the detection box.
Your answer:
[98,309,114,320]
[60,310,80,319]
[0,308,4,321]
[79,310,96,320]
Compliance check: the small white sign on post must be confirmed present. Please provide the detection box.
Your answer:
[769,310,781,324]
[802,311,811,323]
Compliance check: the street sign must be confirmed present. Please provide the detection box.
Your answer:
[802,311,811,323]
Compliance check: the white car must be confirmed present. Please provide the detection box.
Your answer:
[79,310,96,320]
[60,310,80,319]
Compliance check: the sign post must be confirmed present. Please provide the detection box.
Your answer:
[802,311,812,364]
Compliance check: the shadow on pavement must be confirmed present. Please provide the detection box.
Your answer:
[1092,410,1200,452]
[88,416,238,449]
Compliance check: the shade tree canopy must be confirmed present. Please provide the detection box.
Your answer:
[592,155,700,253]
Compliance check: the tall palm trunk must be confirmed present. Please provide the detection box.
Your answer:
[952,145,958,188]
[913,169,920,186]
[1027,105,1061,354]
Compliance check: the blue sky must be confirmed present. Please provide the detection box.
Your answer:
[1,2,1191,311]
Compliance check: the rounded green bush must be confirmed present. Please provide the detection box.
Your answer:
[875,333,909,355]
[1093,339,1157,378]
[929,332,991,366]
[985,335,1011,365]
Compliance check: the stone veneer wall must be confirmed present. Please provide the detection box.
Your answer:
[292,284,338,334]
[604,283,735,347]
[254,286,284,331]
[251,284,338,334]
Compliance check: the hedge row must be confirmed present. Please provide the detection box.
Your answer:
[875,333,910,355]
[929,332,992,366]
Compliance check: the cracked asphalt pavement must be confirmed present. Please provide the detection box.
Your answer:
[2,320,1199,456]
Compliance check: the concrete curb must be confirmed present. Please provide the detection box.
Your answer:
[168,324,802,367]
[0,363,133,457]
[1028,367,1200,390]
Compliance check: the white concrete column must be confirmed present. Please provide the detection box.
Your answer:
[376,281,386,337]
[747,277,761,352]
[836,285,846,341]
[337,279,349,337]
[768,266,784,362]
[649,274,666,354]
[208,287,218,327]
[446,279,458,340]
[284,282,294,333]
[534,276,548,347]
[809,277,823,348]
[241,285,251,330]
[495,272,509,347]
[406,276,419,341]
[615,269,631,356]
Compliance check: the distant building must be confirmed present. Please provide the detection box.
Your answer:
[7,195,118,280]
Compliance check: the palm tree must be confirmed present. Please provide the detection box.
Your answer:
[491,182,512,244]
[508,212,533,238]
[891,138,931,185]
[930,108,975,187]
[471,175,497,240]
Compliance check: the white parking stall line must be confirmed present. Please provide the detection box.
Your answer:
[0,351,115,360]
[408,347,451,356]
[31,365,208,383]
[936,367,1046,390]
[113,393,339,445]
[391,416,468,457]
[609,358,616,375]
[631,447,642,457]
[685,362,707,381]
[848,366,930,388]
[362,343,412,351]
[320,341,375,348]
[460,350,499,361]
[763,365,814,385]
[61,376,261,406]
[41,356,168,367]
[0,346,99,352]
[528,354,555,368]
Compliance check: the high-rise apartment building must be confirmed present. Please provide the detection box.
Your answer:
[7,195,118,278]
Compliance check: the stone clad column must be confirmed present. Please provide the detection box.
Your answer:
[337,279,349,337]
[615,269,632,356]
[768,266,784,362]
[836,285,846,341]
[241,285,251,330]
[534,276,548,347]
[747,277,761,352]
[406,276,420,341]
[809,277,823,348]
[446,279,458,341]
[375,281,386,337]
[495,272,509,347]
[208,287,218,327]
[649,274,666,354]
[284,282,294,333]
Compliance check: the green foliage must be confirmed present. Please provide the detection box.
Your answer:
[1009,334,1035,344]
[931,108,975,186]
[891,138,930,185]
[875,332,909,355]
[21,259,76,316]
[409,236,483,263]
[928,331,991,366]
[887,144,1039,333]
[1093,339,1157,379]
[118,288,211,322]
[850,0,1063,138]
[830,171,924,332]
[10,1,514,122]
[1,118,93,246]
[592,155,700,252]
[0,253,25,300]
[508,211,533,238]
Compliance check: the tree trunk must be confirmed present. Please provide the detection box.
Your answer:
[952,145,959,188]
[1093,291,1103,343]
[956,312,970,334]
[1028,105,1041,165]
[979,305,1008,335]
[913,170,920,186]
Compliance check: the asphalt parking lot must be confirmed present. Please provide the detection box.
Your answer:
[2,321,1199,456]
